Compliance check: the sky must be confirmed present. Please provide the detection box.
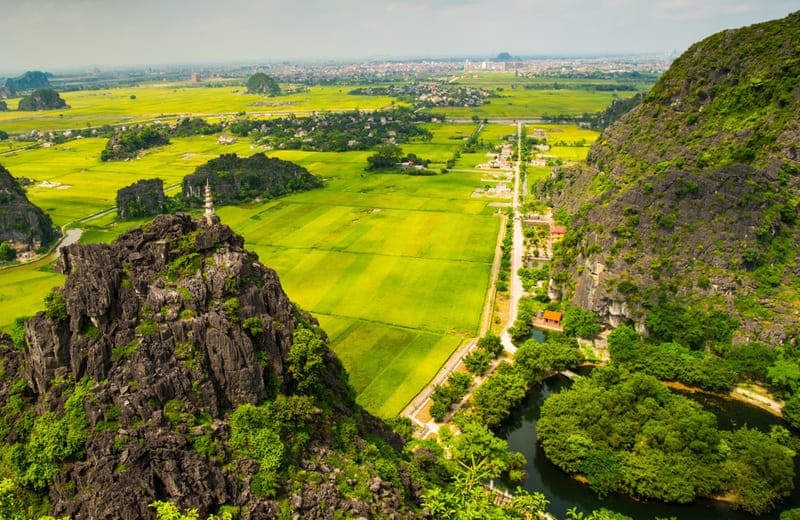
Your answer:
[0,0,797,73]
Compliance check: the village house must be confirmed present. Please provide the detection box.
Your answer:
[551,225,566,242]
[542,310,563,326]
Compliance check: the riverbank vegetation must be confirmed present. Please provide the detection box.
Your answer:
[538,367,796,514]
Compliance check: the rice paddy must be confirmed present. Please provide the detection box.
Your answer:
[0,80,604,417]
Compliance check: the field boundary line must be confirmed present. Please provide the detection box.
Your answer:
[247,242,494,266]
[480,212,507,336]
[312,312,476,337]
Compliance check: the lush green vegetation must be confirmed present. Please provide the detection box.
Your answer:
[467,333,582,427]
[101,125,170,161]
[17,89,68,111]
[538,367,796,514]
[541,12,800,363]
[246,73,281,96]
[116,178,165,219]
[184,152,322,205]
[227,107,437,152]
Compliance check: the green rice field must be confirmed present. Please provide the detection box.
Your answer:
[0,122,499,417]
[0,84,398,134]
[0,77,609,417]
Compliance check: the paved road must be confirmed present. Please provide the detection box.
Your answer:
[500,122,525,355]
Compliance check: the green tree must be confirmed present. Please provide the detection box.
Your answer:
[0,242,16,262]
[366,143,404,170]
[43,289,68,321]
[607,325,641,362]
[464,349,492,375]
[477,332,504,358]
[286,326,327,394]
[562,305,600,338]
[769,359,800,396]
[782,394,800,429]
[470,363,527,426]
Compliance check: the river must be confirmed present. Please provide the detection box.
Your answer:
[500,375,800,520]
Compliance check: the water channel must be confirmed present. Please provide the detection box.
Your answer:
[500,374,800,519]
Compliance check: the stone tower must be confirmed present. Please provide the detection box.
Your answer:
[204,179,215,225]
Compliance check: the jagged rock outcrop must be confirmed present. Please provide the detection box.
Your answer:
[3,213,421,519]
[541,11,800,343]
[183,153,322,206]
[17,88,68,111]
[0,164,60,248]
[116,178,166,220]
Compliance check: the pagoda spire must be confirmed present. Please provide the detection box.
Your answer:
[204,179,215,225]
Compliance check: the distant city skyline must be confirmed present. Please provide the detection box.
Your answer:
[1,0,797,75]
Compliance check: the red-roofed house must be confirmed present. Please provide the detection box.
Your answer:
[543,310,562,325]
[551,225,566,243]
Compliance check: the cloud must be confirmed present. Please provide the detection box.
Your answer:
[650,0,754,21]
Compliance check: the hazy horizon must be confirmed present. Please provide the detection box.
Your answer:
[2,0,796,75]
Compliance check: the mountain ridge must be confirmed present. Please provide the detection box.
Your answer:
[541,11,800,344]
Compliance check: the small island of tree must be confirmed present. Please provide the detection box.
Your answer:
[17,89,69,111]
[101,126,170,161]
[246,73,281,96]
[116,179,166,220]
[366,143,432,173]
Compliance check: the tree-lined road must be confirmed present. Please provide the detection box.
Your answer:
[501,121,524,355]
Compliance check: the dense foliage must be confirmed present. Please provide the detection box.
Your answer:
[169,117,222,137]
[100,125,170,161]
[0,241,15,262]
[562,305,600,339]
[17,89,67,111]
[607,325,736,392]
[116,178,166,220]
[469,333,581,427]
[227,108,436,152]
[246,73,280,96]
[538,367,796,514]
[182,152,322,206]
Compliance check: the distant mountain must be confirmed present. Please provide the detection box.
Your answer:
[542,11,800,344]
[4,70,51,94]
[0,164,60,249]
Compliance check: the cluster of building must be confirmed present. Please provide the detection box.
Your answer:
[350,83,493,107]
[477,143,515,170]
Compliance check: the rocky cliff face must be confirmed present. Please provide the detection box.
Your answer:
[0,164,60,248]
[182,153,322,206]
[17,88,68,111]
[4,71,52,95]
[541,11,800,343]
[116,178,166,220]
[2,213,420,519]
